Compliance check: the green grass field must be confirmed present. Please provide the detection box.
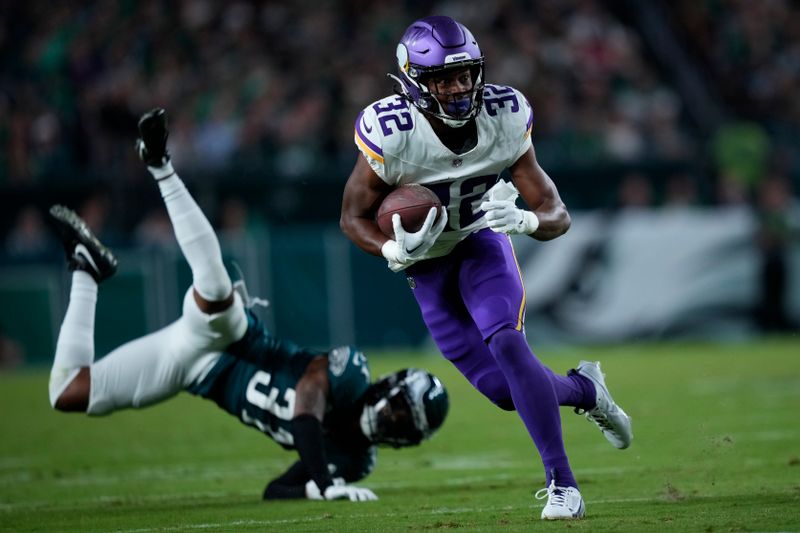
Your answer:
[1,339,799,532]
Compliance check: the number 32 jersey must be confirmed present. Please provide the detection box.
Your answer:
[354,84,534,259]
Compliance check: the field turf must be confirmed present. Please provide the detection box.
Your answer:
[1,339,798,532]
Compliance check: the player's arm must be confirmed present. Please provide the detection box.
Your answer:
[341,154,448,271]
[289,356,334,495]
[340,154,393,257]
[508,146,570,241]
[282,356,377,502]
[481,146,570,241]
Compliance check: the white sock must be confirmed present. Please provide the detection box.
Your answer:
[49,270,97,406]
[157,173,232,301]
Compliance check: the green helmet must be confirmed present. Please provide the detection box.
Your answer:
[360,368,449,448]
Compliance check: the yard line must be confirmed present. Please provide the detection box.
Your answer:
[105,493,796,533]
[368,465,635,489]
[0,457,36,470]
[0,491,242,512]
[0,463,271,487]
[0,462,635,490]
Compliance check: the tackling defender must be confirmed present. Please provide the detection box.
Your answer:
[48,109,449,502]
[340,16,632,519]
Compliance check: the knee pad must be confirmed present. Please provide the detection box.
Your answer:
[487,325,522,346]
[487,326,527,359]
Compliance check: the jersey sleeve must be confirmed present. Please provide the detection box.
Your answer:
[354,107,390,183]
[510,88,534,163]
[326,346,371,412]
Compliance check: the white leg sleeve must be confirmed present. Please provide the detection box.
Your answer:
[158,174,232,301]
[49,271,97,407]
[88,289,248,416]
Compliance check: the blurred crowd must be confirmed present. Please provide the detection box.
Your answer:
[0,0,798,256]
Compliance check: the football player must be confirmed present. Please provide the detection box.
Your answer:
[47,109,449,502]
[340,16,632,519]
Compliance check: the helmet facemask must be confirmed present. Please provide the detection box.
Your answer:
[359,368,449,448]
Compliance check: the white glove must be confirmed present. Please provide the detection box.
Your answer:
[304,478,378,502]
[381,206,448,272]
[323,484,378,502]
[479,199,539,235]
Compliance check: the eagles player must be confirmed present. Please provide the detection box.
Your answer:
[340,16,632,519]
[47,109,449,502]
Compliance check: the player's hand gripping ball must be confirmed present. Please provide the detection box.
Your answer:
[376,184,442,238]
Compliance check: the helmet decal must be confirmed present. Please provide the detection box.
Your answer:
[444,52,472,63]
[396,43,410,74]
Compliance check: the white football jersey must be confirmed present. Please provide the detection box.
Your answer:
[354,84,534,259]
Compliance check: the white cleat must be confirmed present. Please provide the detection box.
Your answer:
[575,360,633,449]
[535,480,585,520]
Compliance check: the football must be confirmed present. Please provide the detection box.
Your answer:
[376,184,442,237]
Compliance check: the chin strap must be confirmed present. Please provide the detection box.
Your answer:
[387,73,406,95]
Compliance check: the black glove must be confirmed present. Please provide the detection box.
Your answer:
[136,108,170,167]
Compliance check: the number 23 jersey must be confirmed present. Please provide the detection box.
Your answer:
[354,84,534,259]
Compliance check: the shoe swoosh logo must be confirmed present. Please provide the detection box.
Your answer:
[363,119,372,134]
[75,243,99,272]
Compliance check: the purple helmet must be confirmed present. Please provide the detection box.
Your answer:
[391,16,485,127]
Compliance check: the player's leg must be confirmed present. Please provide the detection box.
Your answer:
[450,231,631,449]
[48,205,118,411]
[137,109,237,315]
[405,257,515,410]
[87,320,215,414]
[404,251,592,411]
[407,251,588,412]
[458,230,585,512]
[48,205,231,415]
[457,231,594,405]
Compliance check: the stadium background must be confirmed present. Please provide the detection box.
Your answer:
[0,0,798,367]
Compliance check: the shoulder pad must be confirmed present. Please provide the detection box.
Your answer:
[354,95,417,185]
[483,85,533,130]
[327,346,371,409]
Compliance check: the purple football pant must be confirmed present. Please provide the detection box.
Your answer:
[406,229,592,488]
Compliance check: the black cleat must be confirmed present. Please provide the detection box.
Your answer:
[136,108,171,167]
[48,205,118,283]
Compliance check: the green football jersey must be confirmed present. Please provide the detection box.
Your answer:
[186,310,376,481]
